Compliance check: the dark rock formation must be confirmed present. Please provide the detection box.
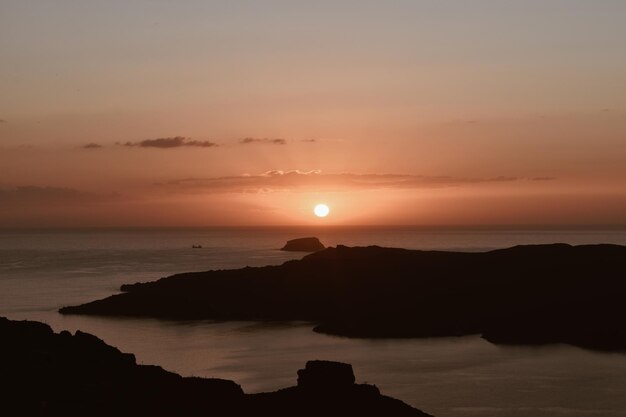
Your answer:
[1,316,242,417]
[1,316,430,417]
[281,237,325,252]
[297,360,356,390]
[60,244,626,351]
[251,359,420,416]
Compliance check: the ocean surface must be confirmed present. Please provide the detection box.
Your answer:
[2,227,626,417]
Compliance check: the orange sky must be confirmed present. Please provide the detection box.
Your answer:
[1,1,625,227]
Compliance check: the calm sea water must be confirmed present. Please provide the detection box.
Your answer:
[1,227,626,417]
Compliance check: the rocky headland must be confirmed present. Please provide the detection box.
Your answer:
[1,316,431,417]
[60,244,626,351]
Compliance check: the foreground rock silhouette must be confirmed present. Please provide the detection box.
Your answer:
[61,244,626,351]
[281,236,325,252]
[1,316,431,417]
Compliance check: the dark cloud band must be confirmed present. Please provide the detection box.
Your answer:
[122,136,217,148]
[157,171,520,194]
[239,138,287,145]
[82,143,103,149]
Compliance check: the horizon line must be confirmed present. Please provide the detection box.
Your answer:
[2,224,626,232]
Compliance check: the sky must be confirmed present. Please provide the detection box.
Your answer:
[1,0,625,227]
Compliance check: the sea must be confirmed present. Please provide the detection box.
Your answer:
[1,227,626,417]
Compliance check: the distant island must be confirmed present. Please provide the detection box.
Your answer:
[61,244,626,351]
[1,316,430,416]
[281,237,325,252]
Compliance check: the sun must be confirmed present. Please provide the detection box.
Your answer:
[313,203,330,218]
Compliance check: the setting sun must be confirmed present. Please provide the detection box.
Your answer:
[313,204,330,218]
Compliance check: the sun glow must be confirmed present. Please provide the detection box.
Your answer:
[313,204,330,218]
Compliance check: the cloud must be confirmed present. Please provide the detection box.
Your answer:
[121,136,218,148]
[0,119,7,123]
[301,139,317,143]
[0,186,99,204]
[530,176,556,181]
[82,143,103,149]
[239,137,287,145]
[156,171,519,194]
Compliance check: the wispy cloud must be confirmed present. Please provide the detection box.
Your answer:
[121,136,218,149]
[156,171,520,194]
[82,143,103,149]
[0,186,98,204]
[239,137,287,145]
[0,119,7,123]
[530,176,556,181]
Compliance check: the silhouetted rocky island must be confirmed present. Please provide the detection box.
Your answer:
[1,316,430,417]
[61,244,626,351]
[281,236,325,252]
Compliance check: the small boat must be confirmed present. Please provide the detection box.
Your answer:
[192,245,202,249]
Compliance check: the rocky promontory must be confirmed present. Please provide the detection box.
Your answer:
[1,316,431,417]
[61,244,626,351]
